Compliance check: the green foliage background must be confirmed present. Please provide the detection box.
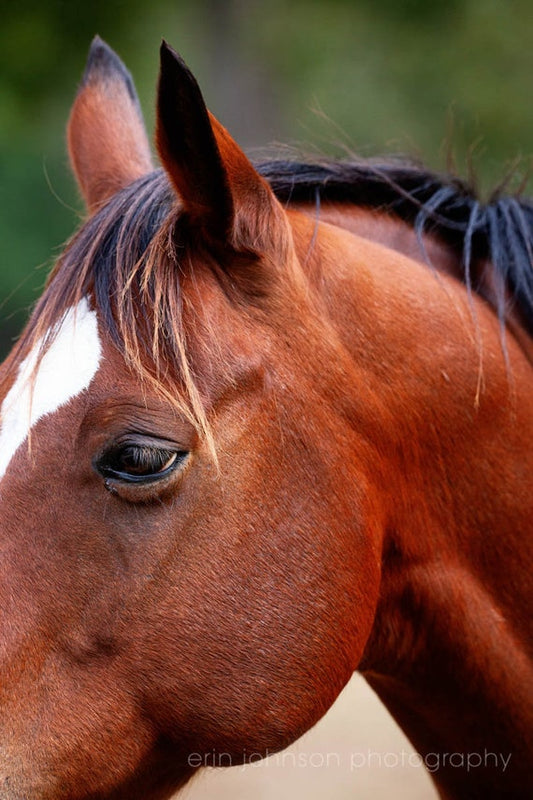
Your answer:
[2,0,533,357]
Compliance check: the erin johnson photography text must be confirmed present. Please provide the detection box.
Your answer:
[187,748,512,774]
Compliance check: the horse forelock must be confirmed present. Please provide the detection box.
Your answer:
[1,168,290,463]
[1,170,219,448]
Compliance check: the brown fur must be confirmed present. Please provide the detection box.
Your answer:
[0,39,531,800]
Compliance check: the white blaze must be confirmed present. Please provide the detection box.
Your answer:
[0,297,101,480]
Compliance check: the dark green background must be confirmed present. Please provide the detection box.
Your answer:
[2,0,532,358]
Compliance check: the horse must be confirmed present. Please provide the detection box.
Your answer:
[0,36,531,800]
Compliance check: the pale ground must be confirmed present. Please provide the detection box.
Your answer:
[177,674,438,799]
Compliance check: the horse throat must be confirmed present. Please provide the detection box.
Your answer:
[360,547,533,798]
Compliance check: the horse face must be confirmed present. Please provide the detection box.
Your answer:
[0,40,381,799]
[0,263,380,798]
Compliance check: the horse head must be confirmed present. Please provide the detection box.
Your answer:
[0,39,382,799]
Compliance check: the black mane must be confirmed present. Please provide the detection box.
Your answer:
[42,159,533,350]
[258,159,533,335]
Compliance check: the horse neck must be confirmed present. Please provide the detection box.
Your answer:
[298,201,533,364]
[289,207,533,798]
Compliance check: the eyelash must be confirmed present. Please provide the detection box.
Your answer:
[95,441,187,485]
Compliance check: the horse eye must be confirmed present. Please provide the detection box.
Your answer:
[97,443,183,484]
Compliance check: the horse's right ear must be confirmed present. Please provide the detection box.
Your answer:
[156,41,288,258]
[67,37,153,213]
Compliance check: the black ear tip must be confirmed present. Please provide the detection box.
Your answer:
[91,34,105,49]
[159,40,190,75]
[159,40,170,68]
[82,36,137,103]
[160,40,175,62]
[86,35,118,73]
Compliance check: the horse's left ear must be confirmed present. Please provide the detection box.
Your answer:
[68,37,154,213]
[157,42,287,256]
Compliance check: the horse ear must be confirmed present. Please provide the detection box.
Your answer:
[156,41,281,252]
[67,36,153,213]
